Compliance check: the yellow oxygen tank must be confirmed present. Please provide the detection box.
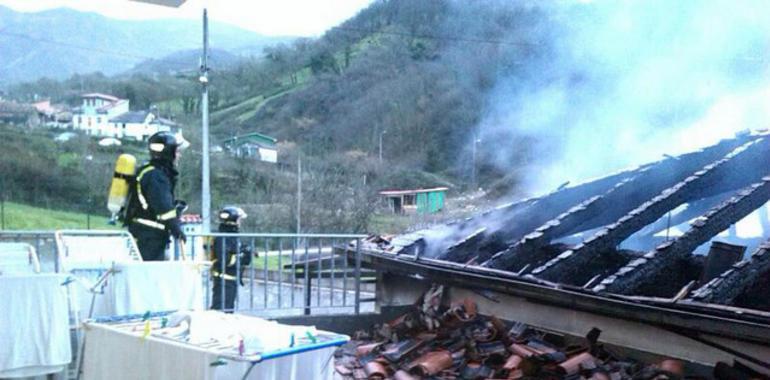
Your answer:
[107,154,137,222]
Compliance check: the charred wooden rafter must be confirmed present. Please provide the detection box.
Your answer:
[530,138,770,283]
[594,176,770,294]
[441,227,487,263]
[420,167,643,262]
[631,192,735,241]
[432,168,642,261]
[482,137,755,271]
[688,241,770,304]
[402,135,759,263]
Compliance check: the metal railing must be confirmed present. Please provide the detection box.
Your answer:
[0,230,61,272]
[0,230,373,317]
[185,233,371,317]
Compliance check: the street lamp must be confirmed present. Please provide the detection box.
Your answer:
[379,130,387,164]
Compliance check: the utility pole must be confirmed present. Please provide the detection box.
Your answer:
[200,8,211,233]
[379,130,387,164]
[86,197,91,230]
[296,154,302,235]
[471,134,481,190]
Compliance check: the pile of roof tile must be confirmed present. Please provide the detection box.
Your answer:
[334,285,763,380]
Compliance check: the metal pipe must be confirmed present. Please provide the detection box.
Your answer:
[330,239,335,307]
[317,241,322,307]
[200,8,211,233]
[263,239,269,309]
[304,239,310,315]
[297,155,301,237]
[220,236,225,311]
[277,238,283,308]
[343,240,348,307]
[235,237,241,312]
[354,238,361,315]
[249,237,255,310]
[291,239,296,308]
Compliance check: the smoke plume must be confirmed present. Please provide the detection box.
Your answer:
[478,0,770,194]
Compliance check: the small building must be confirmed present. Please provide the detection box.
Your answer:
[72,93,176,140]
[108,111,175,141]
[380,187,448,215]
[33,100,71,128]
[223,132,278,163]
[0,101,39,126]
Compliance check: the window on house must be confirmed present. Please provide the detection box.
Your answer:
[97,117,101,123]
[403,194,416,206]
[122,123,126,129]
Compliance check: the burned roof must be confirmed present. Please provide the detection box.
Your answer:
[363,131,770,313]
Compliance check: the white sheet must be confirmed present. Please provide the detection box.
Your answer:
[70,261,205,319]
[82,314,339,380]
[109,262,205,315]
[0,274,72,378]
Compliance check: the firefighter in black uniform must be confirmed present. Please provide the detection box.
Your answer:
[210,206,253,311]
[126,131,189,261]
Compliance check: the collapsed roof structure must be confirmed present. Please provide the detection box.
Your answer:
[353,131,770,374]
[363,130,770,312]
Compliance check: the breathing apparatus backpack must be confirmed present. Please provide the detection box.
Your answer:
[107,154,137,225]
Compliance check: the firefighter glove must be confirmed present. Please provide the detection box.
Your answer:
[169,219,187,243]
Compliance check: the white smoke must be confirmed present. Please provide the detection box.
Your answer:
[479,0,770,195]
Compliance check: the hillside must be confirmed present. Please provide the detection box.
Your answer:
[211,0,554,183]
[0,5,293,85]
[5,0,769,234]
[128,48,242,76]
[0,201,112,230]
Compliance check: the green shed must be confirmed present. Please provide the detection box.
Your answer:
[223,132,278,163]
[379,187,448,214]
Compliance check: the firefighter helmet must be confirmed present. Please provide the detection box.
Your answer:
[218,206,247,225]
[148,131,189,162]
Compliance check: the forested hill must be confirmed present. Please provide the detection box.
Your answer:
[207,0,557,185]
[9,0,559,191]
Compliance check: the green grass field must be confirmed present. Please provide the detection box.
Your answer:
[0,201,116,230]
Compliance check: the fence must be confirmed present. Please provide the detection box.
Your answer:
[0,230,373,318]
[186,233,372,316]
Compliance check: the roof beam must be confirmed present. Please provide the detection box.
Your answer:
[482,136,754,271]
[594,175,770,294]
[530,137,770,283]
[688,241,770,304]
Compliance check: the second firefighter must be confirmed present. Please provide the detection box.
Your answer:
[210,206,253,311]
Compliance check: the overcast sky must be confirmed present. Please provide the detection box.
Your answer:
[0,0,374,36]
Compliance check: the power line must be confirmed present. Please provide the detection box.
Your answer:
[331,26,540,47]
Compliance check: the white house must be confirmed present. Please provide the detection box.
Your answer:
[108,111,175,141]
[72,93,177,141]
[72,93,128,136]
